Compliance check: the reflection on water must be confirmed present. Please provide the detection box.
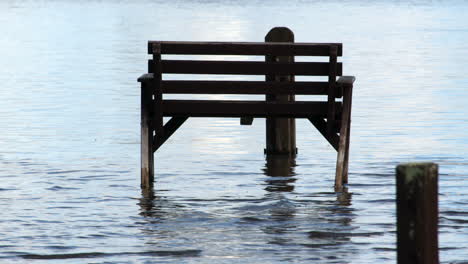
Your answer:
[262,155,297,234]
[134,156,359,262]
[263,155,296,192]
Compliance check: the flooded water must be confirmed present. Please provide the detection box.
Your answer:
[1,0,468,263]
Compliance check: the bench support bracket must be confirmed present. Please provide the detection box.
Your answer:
[308,117,339,151]
[153,116,189,152]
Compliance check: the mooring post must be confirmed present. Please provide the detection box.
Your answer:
[396,163,439,264]
[265,27,296,156]
[140,81,154,188]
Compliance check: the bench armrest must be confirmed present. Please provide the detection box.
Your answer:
[337,76,355,88]
[138,73,154,82]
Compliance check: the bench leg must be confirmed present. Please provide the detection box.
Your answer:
[342,116,351,184]
[335,86,353,189]
[141,82,154,188]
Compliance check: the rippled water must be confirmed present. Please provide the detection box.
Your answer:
[1,0,468,263]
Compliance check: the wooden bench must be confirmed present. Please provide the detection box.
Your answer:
[138,36,355,190]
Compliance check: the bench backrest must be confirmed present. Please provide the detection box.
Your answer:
[147,41,343,97]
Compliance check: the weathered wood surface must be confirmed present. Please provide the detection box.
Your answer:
[140,82,154,188]
[335,84,353,189]
[148,60,342,76]
[138,77,342,98]
[337,76,355,184]
[396,163,439,264]
[139,77,342,96]
[337,76,356,86]
[161,80,332,95]
[240,117,254,125]
[152,43,164,148]
[327,45,338,135]
[161,100,341,118]
[148,41,343,56]
[265,27,296,156]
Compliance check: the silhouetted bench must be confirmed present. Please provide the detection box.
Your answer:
[138,40,355,189]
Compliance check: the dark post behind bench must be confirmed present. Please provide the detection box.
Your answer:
[264,27,296,156]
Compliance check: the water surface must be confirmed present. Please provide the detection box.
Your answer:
[1,0,468,263]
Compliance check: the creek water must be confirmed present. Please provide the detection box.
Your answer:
[1,0,467,263]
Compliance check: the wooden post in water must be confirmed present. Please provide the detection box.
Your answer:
[140,81,154,188]
[396,163,439,264]
[265,27,296,156]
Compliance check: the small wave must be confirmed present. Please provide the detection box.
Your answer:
[20,249,202,259]
[442,210,468,216]
[46,185,79,191]
[440,216,468,224]
[46,170,83,175]
[239,216,265,222]
[373,247,395,252]
[0,188,17,191]
[308,231,385,239]
[366,199,395,204]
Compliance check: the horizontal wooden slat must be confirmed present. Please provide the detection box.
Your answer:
[161,100,342,118]
[148,41,342,56]
[141,76,342,97]
[161,80,331,95]
[153,60,342,76]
